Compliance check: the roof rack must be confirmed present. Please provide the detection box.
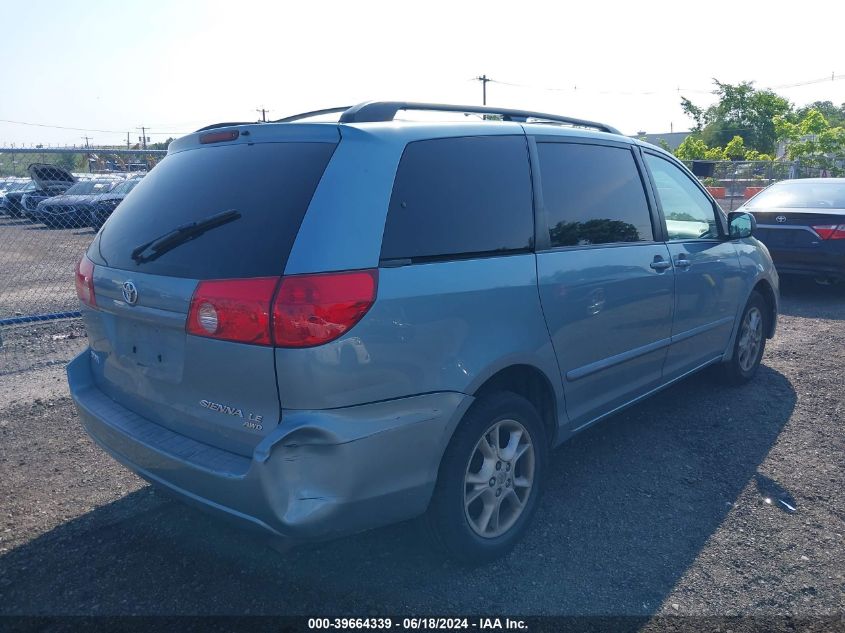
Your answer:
[195,102,621,135]
[338,101,621,134]
[273,106,352,123]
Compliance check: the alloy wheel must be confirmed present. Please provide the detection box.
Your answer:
[738,306,763,372]
[463,419,535,538]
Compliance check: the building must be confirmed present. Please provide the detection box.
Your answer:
[634,131,691,151]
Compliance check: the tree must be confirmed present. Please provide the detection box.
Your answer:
[680,80,792,155]
[149,137,174,150]
[723,135,747,161]
[704,145,726,161]
[744,149,774,161]
[675,134,727,160]
[680,97,705,132]
[775,109,845,175]
[675,135,709,160]
[796,101,845,128]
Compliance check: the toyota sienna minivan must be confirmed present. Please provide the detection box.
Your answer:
[68,101,778,563]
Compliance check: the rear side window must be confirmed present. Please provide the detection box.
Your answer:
[91,141,336,279]
[538,142,654,247]
[380,136,533,261]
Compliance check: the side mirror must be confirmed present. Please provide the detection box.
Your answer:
[728,211,756,239]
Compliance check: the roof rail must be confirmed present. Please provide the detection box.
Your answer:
[194,102,621,135]
[338,101,621,134]
[273,106,352,123]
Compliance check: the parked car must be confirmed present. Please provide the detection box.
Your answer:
[20,163,77,219]
[740,178,845,284]
[68,101,779,563]
[88,176,143,230]
[0,180,30,216]
[22,184,73,220]
[2,181,37,217]
[34,178,120,228]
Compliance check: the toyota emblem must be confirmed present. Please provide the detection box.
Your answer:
[776,215,787,224]
[122,281,139,305]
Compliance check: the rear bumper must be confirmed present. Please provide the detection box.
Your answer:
[67,351,471,542]
[769,247,845,279]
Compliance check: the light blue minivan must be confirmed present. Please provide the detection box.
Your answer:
[67,102,778,563]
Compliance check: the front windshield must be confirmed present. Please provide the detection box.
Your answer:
[110,179,141,195]
[65,181,115,195]
[747,181,845,209]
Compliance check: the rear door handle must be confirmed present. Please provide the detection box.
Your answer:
[650,258,672,271]
[675,256,692,269]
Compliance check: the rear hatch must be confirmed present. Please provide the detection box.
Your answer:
[83,125,339,456]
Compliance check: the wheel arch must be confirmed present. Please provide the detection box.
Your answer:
[469,363,560,447]
[752,278,778,338]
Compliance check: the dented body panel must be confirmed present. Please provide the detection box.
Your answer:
[68,352,472,540]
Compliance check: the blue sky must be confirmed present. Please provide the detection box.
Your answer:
[1,0,844,146]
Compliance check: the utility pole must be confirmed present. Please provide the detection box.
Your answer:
[81,137,93,173]
[126,131,130,149]
[137,126,148,150]
[475,75,492,105]
[256,107,269,122]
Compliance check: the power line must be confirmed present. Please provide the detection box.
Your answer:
[483,72,844,96]
[0,118,190,135]
[0,119,125,134]
[764,73,844,90]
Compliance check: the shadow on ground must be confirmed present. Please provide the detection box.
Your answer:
[778,276,845,320]
[0,366,796,616]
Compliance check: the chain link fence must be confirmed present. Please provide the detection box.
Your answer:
[683,158,845,210]
[1,147,843,374]
[0,148,165,374]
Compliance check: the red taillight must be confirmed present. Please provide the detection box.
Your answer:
[185,270,378,347]
[812,224,845,240]
[75,255,96,307]
[187,277,278,345]
[272,270,378,348]
[199,130,239,144]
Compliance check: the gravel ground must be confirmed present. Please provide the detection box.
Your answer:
[0,278,843,622]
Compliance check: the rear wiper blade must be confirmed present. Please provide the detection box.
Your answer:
[131,209,241,263]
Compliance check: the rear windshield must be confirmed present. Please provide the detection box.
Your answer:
[90,141,337,279]
[747,181,845,209]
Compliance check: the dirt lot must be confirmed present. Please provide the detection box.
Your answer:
[0,279,843,623]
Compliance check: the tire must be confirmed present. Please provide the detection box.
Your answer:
[717,291,768,385]
[424,391,548,564]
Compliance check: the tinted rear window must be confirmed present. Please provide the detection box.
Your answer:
[90,141,336,279]
[746,181,845,209]
[538,142,653,247]
[380,136,533,261]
